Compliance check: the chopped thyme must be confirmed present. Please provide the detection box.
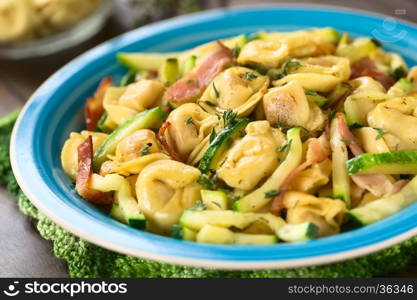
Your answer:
[213,82,220,99]
[140,143,152,156]
[340,139,352,145]
[373,128,385,140]
[264,189,281,198]
[276,139,292,152]
[222,109,237,127]
[242,72,258,81]
[185,117,194,125]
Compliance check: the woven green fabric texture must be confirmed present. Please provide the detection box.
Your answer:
[1,112,417,278]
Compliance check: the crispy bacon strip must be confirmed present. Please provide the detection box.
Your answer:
[350,57,395,90]
[164,41,234,103]
[76,136,113,205]
[85,77,112,131]
[157,121,182,162]
[271,134,330,215]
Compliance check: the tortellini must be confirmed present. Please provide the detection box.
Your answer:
[288,159,332,193]
[368,96,417,150]
[217,121,285,190]
[263,31,336,58]
[263,80,326,131]
[237,39,289,68]
[136,160,202,234]
[273,56,351,92]
[61,130,107,179]
[104,80,164,125]
[199,67,269,117]
[164,103,218,162]
[283,191,346,237]
[100,129,168,176]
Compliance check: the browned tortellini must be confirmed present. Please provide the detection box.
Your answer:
[367,96,417,150]
[263,80,326,132]
[283,191,346,237]
[61,131,107,180]
[164,103,218,162]
[100,129,169,176]
[199,67,269,117]
[273,56,351,92]
[136,160,202,234]
[103,80,164,125]
[217,121,285,190]
[237,39,289,68]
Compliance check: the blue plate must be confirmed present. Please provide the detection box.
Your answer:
[11,6,417,269]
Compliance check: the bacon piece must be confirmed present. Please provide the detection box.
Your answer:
[85,77,112,131]
[271,134,330,215]
[350,57,395,90]
[76,136,113,205]
[391,179,409,194]
[157,121,182,162]
[336,112,363,156]
[164,41,234,103]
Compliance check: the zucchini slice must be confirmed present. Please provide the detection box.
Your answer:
[330,115,351,206]
[180,210,285,232]
[91,174,146,229]
[93,107,167,172]
[160,58,179,85]
[232,127,302,212]
[117,52,179,71]
[276,222,319,242]
[200,189,228,210]
[109,204,125,223]
[198,118,249,173]
[196,224,277,245]
[181,55,197,75]
[348,175,417,225]
[305,90,329,107]
[336,37,378,62]
[387,78,413,97]
[347,151,417,175]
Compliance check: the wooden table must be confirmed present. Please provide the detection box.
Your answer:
[1,0,416,277]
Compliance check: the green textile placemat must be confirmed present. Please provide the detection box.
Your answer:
[1,112,417,278]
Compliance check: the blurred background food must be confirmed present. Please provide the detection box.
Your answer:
[0,0,103,43]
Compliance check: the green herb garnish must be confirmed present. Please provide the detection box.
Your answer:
[276,139,292,152]
[284,60,301,74]
[264,189,281,198]
[242,72,258,81]
[373,128,385,140]
[213,82,220,99]
[232,46,241,58]
[204,100,216,107]
[185,117,194,125]
[222,109,237,127]
[197,174,217,190]
[140,143,152,156]
[340,139,352,144]
[188,200,207,211]
[304,90,318,96]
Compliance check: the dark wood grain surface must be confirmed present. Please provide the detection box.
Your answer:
[0,0,416,277]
